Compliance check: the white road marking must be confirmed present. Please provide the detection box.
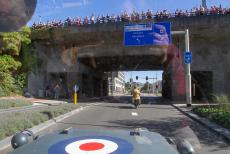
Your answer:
[131,112,138,116]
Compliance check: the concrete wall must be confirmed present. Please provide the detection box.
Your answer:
[30,14,230,99]
[28,43,107,98]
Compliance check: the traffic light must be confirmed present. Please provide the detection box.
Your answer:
[130,78,133,82]
[136,76,138,80]
[156,85,158,89]
[146,76,148,80]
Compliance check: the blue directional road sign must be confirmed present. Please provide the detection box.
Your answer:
[73,84,79,92]
[184,52,192,64]
[124,22,171,46]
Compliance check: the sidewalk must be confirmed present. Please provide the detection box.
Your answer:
[171,103,230,142]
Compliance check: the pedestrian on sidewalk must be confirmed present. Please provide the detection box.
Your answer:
[54,84,61,100]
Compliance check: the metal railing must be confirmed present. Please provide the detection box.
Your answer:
[32,9,230,30]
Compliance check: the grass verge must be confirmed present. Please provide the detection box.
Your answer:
[0,104,75,140]
[0,99,31,109]
[192,107,230,129]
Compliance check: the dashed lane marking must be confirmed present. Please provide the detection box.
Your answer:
[131,112,138,116]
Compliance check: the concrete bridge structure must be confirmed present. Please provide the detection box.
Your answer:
[29,14,230,101]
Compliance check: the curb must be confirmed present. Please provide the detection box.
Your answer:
[171,104,230,142]
[0,103,101,151]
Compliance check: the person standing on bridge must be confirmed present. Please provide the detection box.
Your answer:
[131,86,141,108]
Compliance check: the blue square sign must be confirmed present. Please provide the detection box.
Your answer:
[124,22,171,46]
[184,52,192,64]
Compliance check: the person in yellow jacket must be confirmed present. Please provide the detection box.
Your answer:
[131,86,141,108]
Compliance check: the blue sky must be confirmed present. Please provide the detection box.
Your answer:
[28,0,230,83]
[28,0,230,25]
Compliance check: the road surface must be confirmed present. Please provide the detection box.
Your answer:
[4,96,230,154]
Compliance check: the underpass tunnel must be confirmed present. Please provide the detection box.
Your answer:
[76,27,216,101]
[75,42,187,100]
[29,30,213,101]
[78,55,172,99]
[43,45,214,101]
[191,71,213,101]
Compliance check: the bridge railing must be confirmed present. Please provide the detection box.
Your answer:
[32,9,230,30]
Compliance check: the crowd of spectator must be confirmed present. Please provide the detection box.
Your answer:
[32,5,230,29]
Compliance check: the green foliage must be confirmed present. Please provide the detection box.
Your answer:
[20,27,31,45]
[0,55,21,72]
[192,107,230,129]
[0,26,31,56]
[0,99,31,109]
[0,87,6,97]
[21,43,38,73]
[141,82,149,91]
[213,94,230,111]
[125,82,131,92]
[0,32,21,56]
[0,26,32,96]
[14,73,26,91]
[0,104,75,140]
[0,55,21,95]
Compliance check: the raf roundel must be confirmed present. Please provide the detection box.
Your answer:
[48,136,133,154]
[65,139,118,154]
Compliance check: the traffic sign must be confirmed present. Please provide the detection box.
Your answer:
[184,52,192,64]
[74,84,79,92]
[124,22,171,46]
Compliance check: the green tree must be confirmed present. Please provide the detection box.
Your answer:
[19,27,37,73]
[0,26,32,96]
[125,82,131,89]
[141,82,149,92]
[0,55,21,95]
[0,32,21,56]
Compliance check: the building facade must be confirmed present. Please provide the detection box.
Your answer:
[108,72,125,95]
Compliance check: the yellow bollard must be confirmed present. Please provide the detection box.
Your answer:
[74,92,78,107]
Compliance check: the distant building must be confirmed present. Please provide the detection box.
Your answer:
[108,72,125,94]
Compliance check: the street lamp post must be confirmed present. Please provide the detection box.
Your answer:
[185,29,192,107]
[172,30,192,107]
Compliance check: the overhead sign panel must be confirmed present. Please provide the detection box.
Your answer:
[124,22,171,46]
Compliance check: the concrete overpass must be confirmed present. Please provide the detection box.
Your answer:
[29,14,230,100]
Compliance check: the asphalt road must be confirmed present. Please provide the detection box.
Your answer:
[5,96,230,154]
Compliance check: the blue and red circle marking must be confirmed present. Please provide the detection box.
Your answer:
[48,136,133,154]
